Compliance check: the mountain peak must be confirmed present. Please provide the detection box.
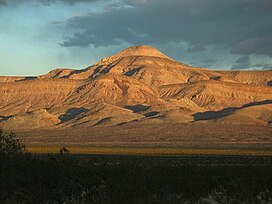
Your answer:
[120,45,170,58]
[100,45,172,63]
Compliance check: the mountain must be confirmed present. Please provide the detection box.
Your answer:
[0,45,272,132]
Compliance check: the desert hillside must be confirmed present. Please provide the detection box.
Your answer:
[0,45,271,131]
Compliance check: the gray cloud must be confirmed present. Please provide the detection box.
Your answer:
[187,45,206,53]
[59,0,272,57]
[200,59,214,67]
[40,0,98,6]
[253,63,272,70]
[0,0,7,6]
[1,0,98,6]
[190,59,214,68]
[230,37,272,56]
[231,56,251,70]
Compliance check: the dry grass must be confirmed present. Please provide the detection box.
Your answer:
[18,123,272,145]
[26,145,272,156]
[18,123,272,156]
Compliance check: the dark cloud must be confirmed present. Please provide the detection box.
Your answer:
[187,45,206,53]
[190,59,214,68]
[230,37,272,56]
[48,20,62,25]
[0,0,7,6]
[60,0,272,57]
[253,63,272,70]
[1,0,98,6]
[236,56,250,64]
[40,0,98,6]
[200,59,214,67]
[231,56,251,70]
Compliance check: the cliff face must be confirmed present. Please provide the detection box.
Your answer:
[1,45,272,130]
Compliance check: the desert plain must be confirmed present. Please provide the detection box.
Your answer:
[1,45,271,154]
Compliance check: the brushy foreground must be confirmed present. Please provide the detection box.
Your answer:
[0,154,272,204]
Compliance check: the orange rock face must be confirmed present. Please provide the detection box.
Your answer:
[0,45,271,130]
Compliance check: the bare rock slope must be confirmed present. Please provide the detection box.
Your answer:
[0,45,272,130]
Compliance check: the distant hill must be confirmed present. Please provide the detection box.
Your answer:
[1,45,272,131]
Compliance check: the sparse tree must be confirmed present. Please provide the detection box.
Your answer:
[0,128,25,154]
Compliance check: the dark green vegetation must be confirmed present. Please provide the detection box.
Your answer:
[0,130,272,203]
[0,154,272,203]
[0,129,25,154]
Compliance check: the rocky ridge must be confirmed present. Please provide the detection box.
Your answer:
[0,45,271,130]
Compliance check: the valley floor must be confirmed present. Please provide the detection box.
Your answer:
[16,123,272,155]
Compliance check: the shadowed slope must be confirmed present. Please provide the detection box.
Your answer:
[0,45,272,130]
[193,100,272,126]
[159,80,272,110]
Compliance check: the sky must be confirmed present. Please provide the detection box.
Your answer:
[0,0,272,76]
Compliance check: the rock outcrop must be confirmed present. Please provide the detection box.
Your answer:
[1,45,271,130]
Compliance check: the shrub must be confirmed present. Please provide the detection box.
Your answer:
[0,128,25,154]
